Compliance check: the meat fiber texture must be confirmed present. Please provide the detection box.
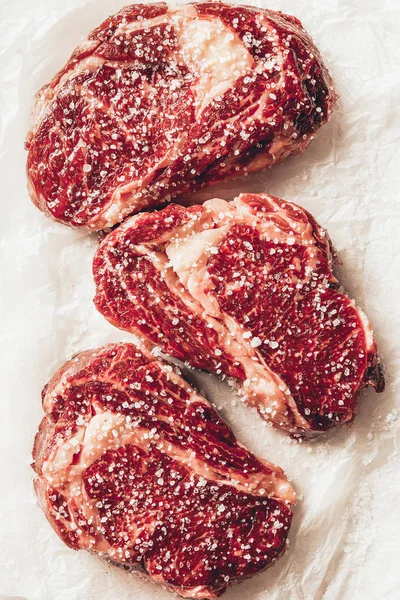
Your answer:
[93,194,384,435]
[25,1,335,230]
[33,343,295,599]
[2,0,400,600]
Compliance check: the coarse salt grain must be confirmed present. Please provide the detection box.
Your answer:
[251,336,262,348]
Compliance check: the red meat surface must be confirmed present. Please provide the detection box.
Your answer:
[26,2,335,229]
[93,194,384,434]
[33,343,295,598]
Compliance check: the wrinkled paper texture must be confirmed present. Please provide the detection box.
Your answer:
[1,0,400,598]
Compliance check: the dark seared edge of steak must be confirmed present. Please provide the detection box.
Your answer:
[93,194,384,434]
[25,2,336,229]
[32,343,295,599]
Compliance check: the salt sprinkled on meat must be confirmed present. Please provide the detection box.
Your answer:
[26,2,336,230]
[93,193,384,435]
[33,343,295,598]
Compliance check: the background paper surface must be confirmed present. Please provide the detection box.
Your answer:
[1,0,400,598]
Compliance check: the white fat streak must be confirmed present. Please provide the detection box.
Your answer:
[163,196,318,432]
[358,308,375,351]
[203,197,233,218]
[167,226,230,308]
[44,407,292,502]
[44,412,127,483]
[167,227,226,275]
[175,16,252,115]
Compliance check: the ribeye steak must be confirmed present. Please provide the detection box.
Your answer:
[93,194,384,434]
[33,343,295,598]
[26,2,335,229]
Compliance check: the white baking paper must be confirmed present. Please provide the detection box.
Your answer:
[1,0,400,598]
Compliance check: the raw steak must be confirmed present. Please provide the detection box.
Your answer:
[93,194,384,434]
[26,2,335,230]
[32,343,295,599]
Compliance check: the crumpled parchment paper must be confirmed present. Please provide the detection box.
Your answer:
[1,0,400,598]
